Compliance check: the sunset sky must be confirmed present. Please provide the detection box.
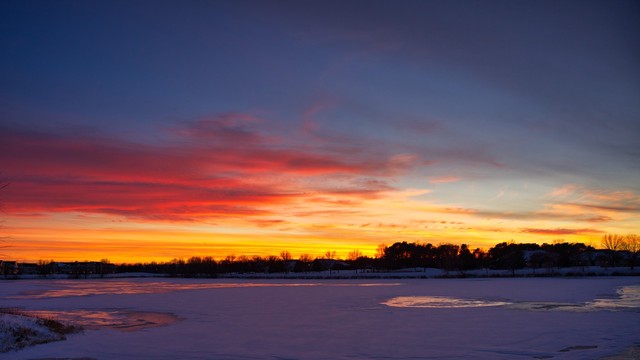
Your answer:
[1,0,639,263]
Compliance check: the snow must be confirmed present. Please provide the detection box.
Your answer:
[1,277,639,359]
[0,313,66,353]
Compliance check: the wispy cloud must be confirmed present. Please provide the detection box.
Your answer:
[546,184,640,220]
[521,228,604,236]
[549,184,580,198]
[428,176,461,184]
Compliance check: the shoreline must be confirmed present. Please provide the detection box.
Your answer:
[3,266,640,281]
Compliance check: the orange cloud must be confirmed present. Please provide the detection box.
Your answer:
[429,176,461,184]
[549,184,640,206]
[549,184,580,197]
[521,228,604,236]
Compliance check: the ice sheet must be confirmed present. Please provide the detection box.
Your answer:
[1,277,638,360]
[382,284,640,312]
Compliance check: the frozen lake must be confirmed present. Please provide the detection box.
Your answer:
[1,277,639,359]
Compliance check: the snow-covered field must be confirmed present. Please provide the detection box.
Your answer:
[1,277,638,359]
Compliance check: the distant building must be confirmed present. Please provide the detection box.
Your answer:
[0,261,19,277]
[69,261,117,277]
[51,262,72,274]
[18,263,39,275]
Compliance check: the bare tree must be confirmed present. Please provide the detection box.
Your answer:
[280,251,292,261]
[324,250,336,260]
[347,249,362,261]
[601,234,626,267]
[295,254,312,272]
[323,250,337,274]
[601,234,625,251]
[298,254,312,263]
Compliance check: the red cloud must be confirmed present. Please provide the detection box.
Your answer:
[0,118,420,221]
[3,177,288,221]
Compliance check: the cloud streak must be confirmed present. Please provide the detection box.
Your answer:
[0,117,422,222]
[521,228,604,236]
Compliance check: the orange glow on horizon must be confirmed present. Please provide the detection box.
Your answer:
[3,205,614,263]
[1,123,637,263]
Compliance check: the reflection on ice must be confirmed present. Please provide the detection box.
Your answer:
[17,309,179,332]
[14,281,313,299]
[382,296,510,308]
[383,285,640,312]
[11,281,400,299]
[589,285,640,310]
[513,285,640,312]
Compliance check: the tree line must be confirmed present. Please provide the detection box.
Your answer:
[110,234,639,277]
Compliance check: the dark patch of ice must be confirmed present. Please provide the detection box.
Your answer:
[558,345,598,352]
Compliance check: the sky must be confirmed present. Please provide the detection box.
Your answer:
[1,0,639,263]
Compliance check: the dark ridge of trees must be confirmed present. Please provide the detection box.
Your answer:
[111,238,627,277]
[8,234,639,278]
[622,234,640,270]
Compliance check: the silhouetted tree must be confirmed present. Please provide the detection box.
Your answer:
[622,234,640,269]
[323,251,338,274]
[472,248,487,269]
[602,234,625,251]
[186,256,211,276]
[347,250,363,261]
[384,242,413,269]
[528,250,552,271]
[436,243,459,271]
[348,255,373,273]
[601,234,625,267]
[416,243,437,268]
[540,242,592,268]
[298,254,312,263]
[202,256,217,276]
[324,251,336,260]
[37,260,54,278]
[169,258,186,276]
[98,258,111,278]
[294,254,312,272]
[311,258,325,272]
[458,244,475,272]
[489,242,528,276]
[279,251,293,273]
